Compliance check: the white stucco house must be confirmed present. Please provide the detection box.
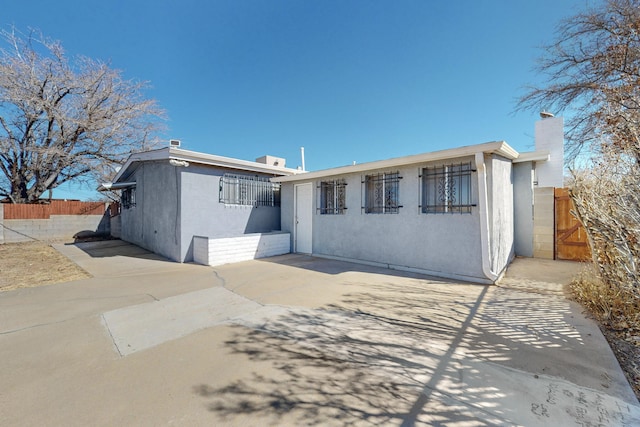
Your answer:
[100,147,301,264]
[273,142,519,284]
[103,116,563,284]
[272,117,563,284]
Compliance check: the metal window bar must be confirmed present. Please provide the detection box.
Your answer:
[318,180,347,214]
[364,172,401,214]
[219,173,281,207]
[121,187,136,209]
[422,162,475,214]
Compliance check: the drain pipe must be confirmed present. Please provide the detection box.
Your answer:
[475,152,499,283]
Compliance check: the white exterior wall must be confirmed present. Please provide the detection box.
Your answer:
[486,154,515,275]
[179,164,282,262]
[535,116,564,188]
[281,155,495,283]
[120,161,182,261]
[193,232,290,266]
[513,162,535,257]
[119,162,283,262]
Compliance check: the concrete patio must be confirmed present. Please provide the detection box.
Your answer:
[0,240,638,426]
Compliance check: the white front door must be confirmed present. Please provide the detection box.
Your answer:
[294,183,312,254]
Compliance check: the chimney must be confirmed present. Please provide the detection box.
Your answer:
[534,114,564,188]
[256,155,286,168]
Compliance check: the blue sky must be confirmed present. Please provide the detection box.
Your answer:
[4,0,588,200]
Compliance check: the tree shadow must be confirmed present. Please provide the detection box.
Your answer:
[193,273,605,425]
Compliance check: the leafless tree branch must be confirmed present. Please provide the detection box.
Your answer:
[0,27,166,203]
[517,0,640,162]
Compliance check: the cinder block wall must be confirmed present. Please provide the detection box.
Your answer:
[0,204,4,245]
[1,215,109,243]
[533,187,555,259]
[193,232,291,266]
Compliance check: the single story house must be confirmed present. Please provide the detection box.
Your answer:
[103,116,562,284]
[272,115,562,285]
[100,147,301,263]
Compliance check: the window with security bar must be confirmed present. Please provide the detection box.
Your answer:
[422,162,475,213]
[319,180,347,214]
[121,187,136,209]
[219,173,281,207]
[364,172,401,214]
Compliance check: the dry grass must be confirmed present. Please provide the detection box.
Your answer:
[570,267,640,333]
[0,241,90,292]
[570,267,640,400]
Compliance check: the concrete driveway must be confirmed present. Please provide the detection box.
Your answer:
[0,240,638,426]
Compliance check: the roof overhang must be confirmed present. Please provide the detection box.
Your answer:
[97,181,136,191]
[513,150,550,163]
[272,141,518,183]
[109,147,303,184]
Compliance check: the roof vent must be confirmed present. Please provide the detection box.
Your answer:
[169,139,181,147]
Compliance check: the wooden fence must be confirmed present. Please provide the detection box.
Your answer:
[554,188,591,261]
[2,200,108,219]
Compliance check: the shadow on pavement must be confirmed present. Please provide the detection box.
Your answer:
[67,239,170,261]
[257,253,463,282]
[193,269,637,425]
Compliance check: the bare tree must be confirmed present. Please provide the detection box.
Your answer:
[520,1,640,330]
[0,28,164,203]
[518,0,640,162]
[571,148,640,298]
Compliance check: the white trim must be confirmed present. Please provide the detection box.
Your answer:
[293,183,313,254]
[273,141,518,183]
[97,181,136,191]
[513,150,550,163]
[111,147,302,183]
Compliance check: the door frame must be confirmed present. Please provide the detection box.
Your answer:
[294,183,313,254]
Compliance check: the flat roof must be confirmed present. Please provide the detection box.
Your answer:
[111,147,303,184]
[272,141,519,183]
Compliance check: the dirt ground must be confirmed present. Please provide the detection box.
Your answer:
[0,240,637,402]
[0,241,90,291]
[600,325,640,400]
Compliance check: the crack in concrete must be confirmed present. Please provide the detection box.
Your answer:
[0,318,72,335]
[101,313,123,357]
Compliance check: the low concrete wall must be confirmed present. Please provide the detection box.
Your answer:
[1,214,109,243]
[533,187,555,259]
[193,232,291,266]
[110,215,122,239]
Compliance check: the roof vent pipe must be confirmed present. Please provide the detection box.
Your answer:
[300,147,306,171]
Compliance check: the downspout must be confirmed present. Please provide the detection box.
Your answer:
[475,152,499,283]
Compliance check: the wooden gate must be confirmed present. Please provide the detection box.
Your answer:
[554,188,591,261]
